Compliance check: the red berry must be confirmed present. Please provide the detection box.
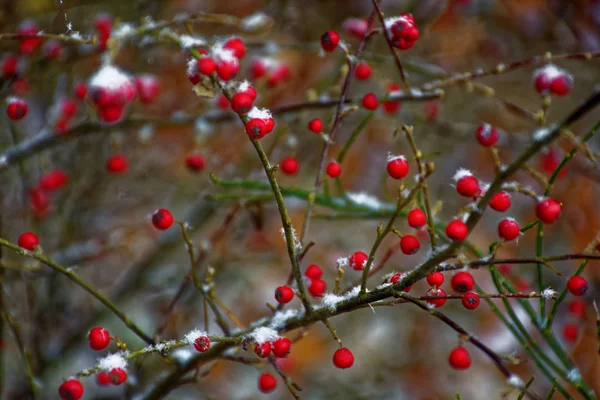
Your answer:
[18,232,39,251]
[305,264,323,280]
[280,157,299,175]
[231,92,253,114]
[255,341,272,358]
[451,272,474,293]
[251,59,268,79]
[387,157,409,179]
[152,208,174,230]
[383,83,402,114]
[135,75,161,105]
[462,292,480,310]
[273,337,292,358]
[333,347,354,369]
[73,82,87,100]
[29,187,50,217]
[489,191,511,212]
[96,371,111,386]
[540,149,567,178]
[6,98,28,120]
[98,105,125,123]
[535,198,561,224]
[308,118,322,133]
[308,279,326,297]
[456,175,480,198]
[95,14,113,48]
[59,98,78,119]
[108,367,127,385]
[186,153,205,171]
[106,154,128,173]
[361,92,379,110]
[389,14,419,50]
[567,276,588,296]
[216,59,239,81]
[427,272,444,287]
[498,218,520,241]
[568,299,586,317]
[39,169,69,191]
[448,347,471,370]
[193,336,211,352]
[58,379,84,400]
[241,85,257,101]
[258,373,277,393]
[534,72,552,94]
[446,219,468,241]
[427,288,447,308]
[1,54,19,77]
[321,30,340,52]
[550,75,572,96]
[400,235,420,255]
[88,327,110,350]
[563,323,579,343]
[223,37,246,59]
[246,118,269,139]
[198,57,217,75]
[475,123,499,147]
[407,208,426,228]
[18,21,42,55]
[390,273,412,292]
[275,286,294,304]
[326,161,342,178]
[354,62,372,80]
[349,251,368,271]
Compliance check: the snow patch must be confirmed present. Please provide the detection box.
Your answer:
[98,352,129,371]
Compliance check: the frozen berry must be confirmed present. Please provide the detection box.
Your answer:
[498,218,520,241]
[387,157,409,179]
[456,175,480,198]
[223,37,246,59]
[427,288,447,308]
[273,337,292,358]
[349,251,368,271]
[108,367,127,385]
[193,336,211,352]
[6,98,28,120]
[475,123,499,147]
[255,341,271,358]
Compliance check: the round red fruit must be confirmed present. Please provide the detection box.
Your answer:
[273,337,292,358]
[446,219,468,241]
[152,208,174,230]
[427,288,447,308]
[106,154,128,173]
[567,276,588,297]
[462,292,480,310]
[407,208,426,228]
[451,272,474,293]
[321,30,340,52]
[88,326,111,350]
[568,299,585,317]
[109,367,127,385]
[58,378,84,400]
[96,371,111,386]
[258,373,277,393]
[563,323,578,343]
[275,286,294,304]
[448,347,471,370]
[489,191,511,212]
[198,57,216,75]
[223,37,246,59]
[6,98,28,120]
[333,347,354,369]
[354,62,371,80]
[18,232,39,251]
[280,157,299,175]
[255,341,271,358]
[186,153,205,171]
[456,175,480,198]
[305,264,323,280]
[550,75,572,96]
[400,235,420,255]
[475,124,499,147]
[326,161,342,178]
[536,198,561,224]
[361,92,379,110]
[308,118,322,133]
[387,157,409,179]
[349,251,368,271]
[498,218,520,241]
[427,272,444,287]
[308,279,326,297]
[193,336,211,352]
[231,92,253,114]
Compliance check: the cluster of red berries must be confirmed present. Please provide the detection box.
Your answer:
[561,276,589,343]
[254,337,293,359]
[305,264,327,297]
[250,57,291,87]
[88,65,138,124]
[187,37,246,83]
[25,169,69,218]
[533,65,573,96]
[385,14,419,50]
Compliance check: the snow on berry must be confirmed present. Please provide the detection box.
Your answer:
[533,64,573,96]
[475,123,499,147]
[387,155,409,179]
[6,97,28,121]
[98,352,128,371]
[497,218,520,241]
[246,107,274,139]
[535,198,561,224]
[489,191,511,212]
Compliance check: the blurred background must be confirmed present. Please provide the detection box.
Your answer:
[1,0,600,399]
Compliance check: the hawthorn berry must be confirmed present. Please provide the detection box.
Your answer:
[462,292,480,310]
[550,75,572,96]
[475,123,499,147]
[255,341,272,358]
[280,157,299,175]
[361,93,379,110]
[59,98,78,119]
[387,156,409,179]
[273,337,292,358]
[562,323,578,343]
[382,83,402,114]
[223,37,246,59]
[228,93,252,115]
[193,336,211,352]
[251,59,268,79]
[349,251,368,271]
[498,218,520,241]
[1,54,19,77]
[390,273,412,292]
[308,118,323,133]
[446,219,468,241]
[427,272,444,287]
[535,198,561,224]
[533,65,573,96]
[197,57,217,76]
[216,58,240,81]
[39,169,69,191]
[96,371,111,386]
[333,347,354,369]
[58,378,84,400]
[321,30,340,52]
[29,187,50,217]
[109,367,127,385]
[388,14,419,50]
[152,208,174,230]
[275,286,294,304]
[354,62,372,80]
[308,279,326,297]
[407,208,426,228]
[73,82,88,100]
[6,98,28,120]
[448,347,471,370]
[18,21,42,55]
[106,154,128,174]
[489,191,511,212]
[427,288,447,308]
[246,108,275,139]
[88,327,111,350]
[568,299,586,317]
[186,153,206,172]
[400,235,420,255]
[98,104,125,123]
[18,232,39,251]
[451,272,474,293]
[258,373,277,393]
[135,75,161,104]
[567,276,588,296]
[305,264,323,280]
[326,161,342,178]
[455,175,480,198]
[95,14,113,49]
